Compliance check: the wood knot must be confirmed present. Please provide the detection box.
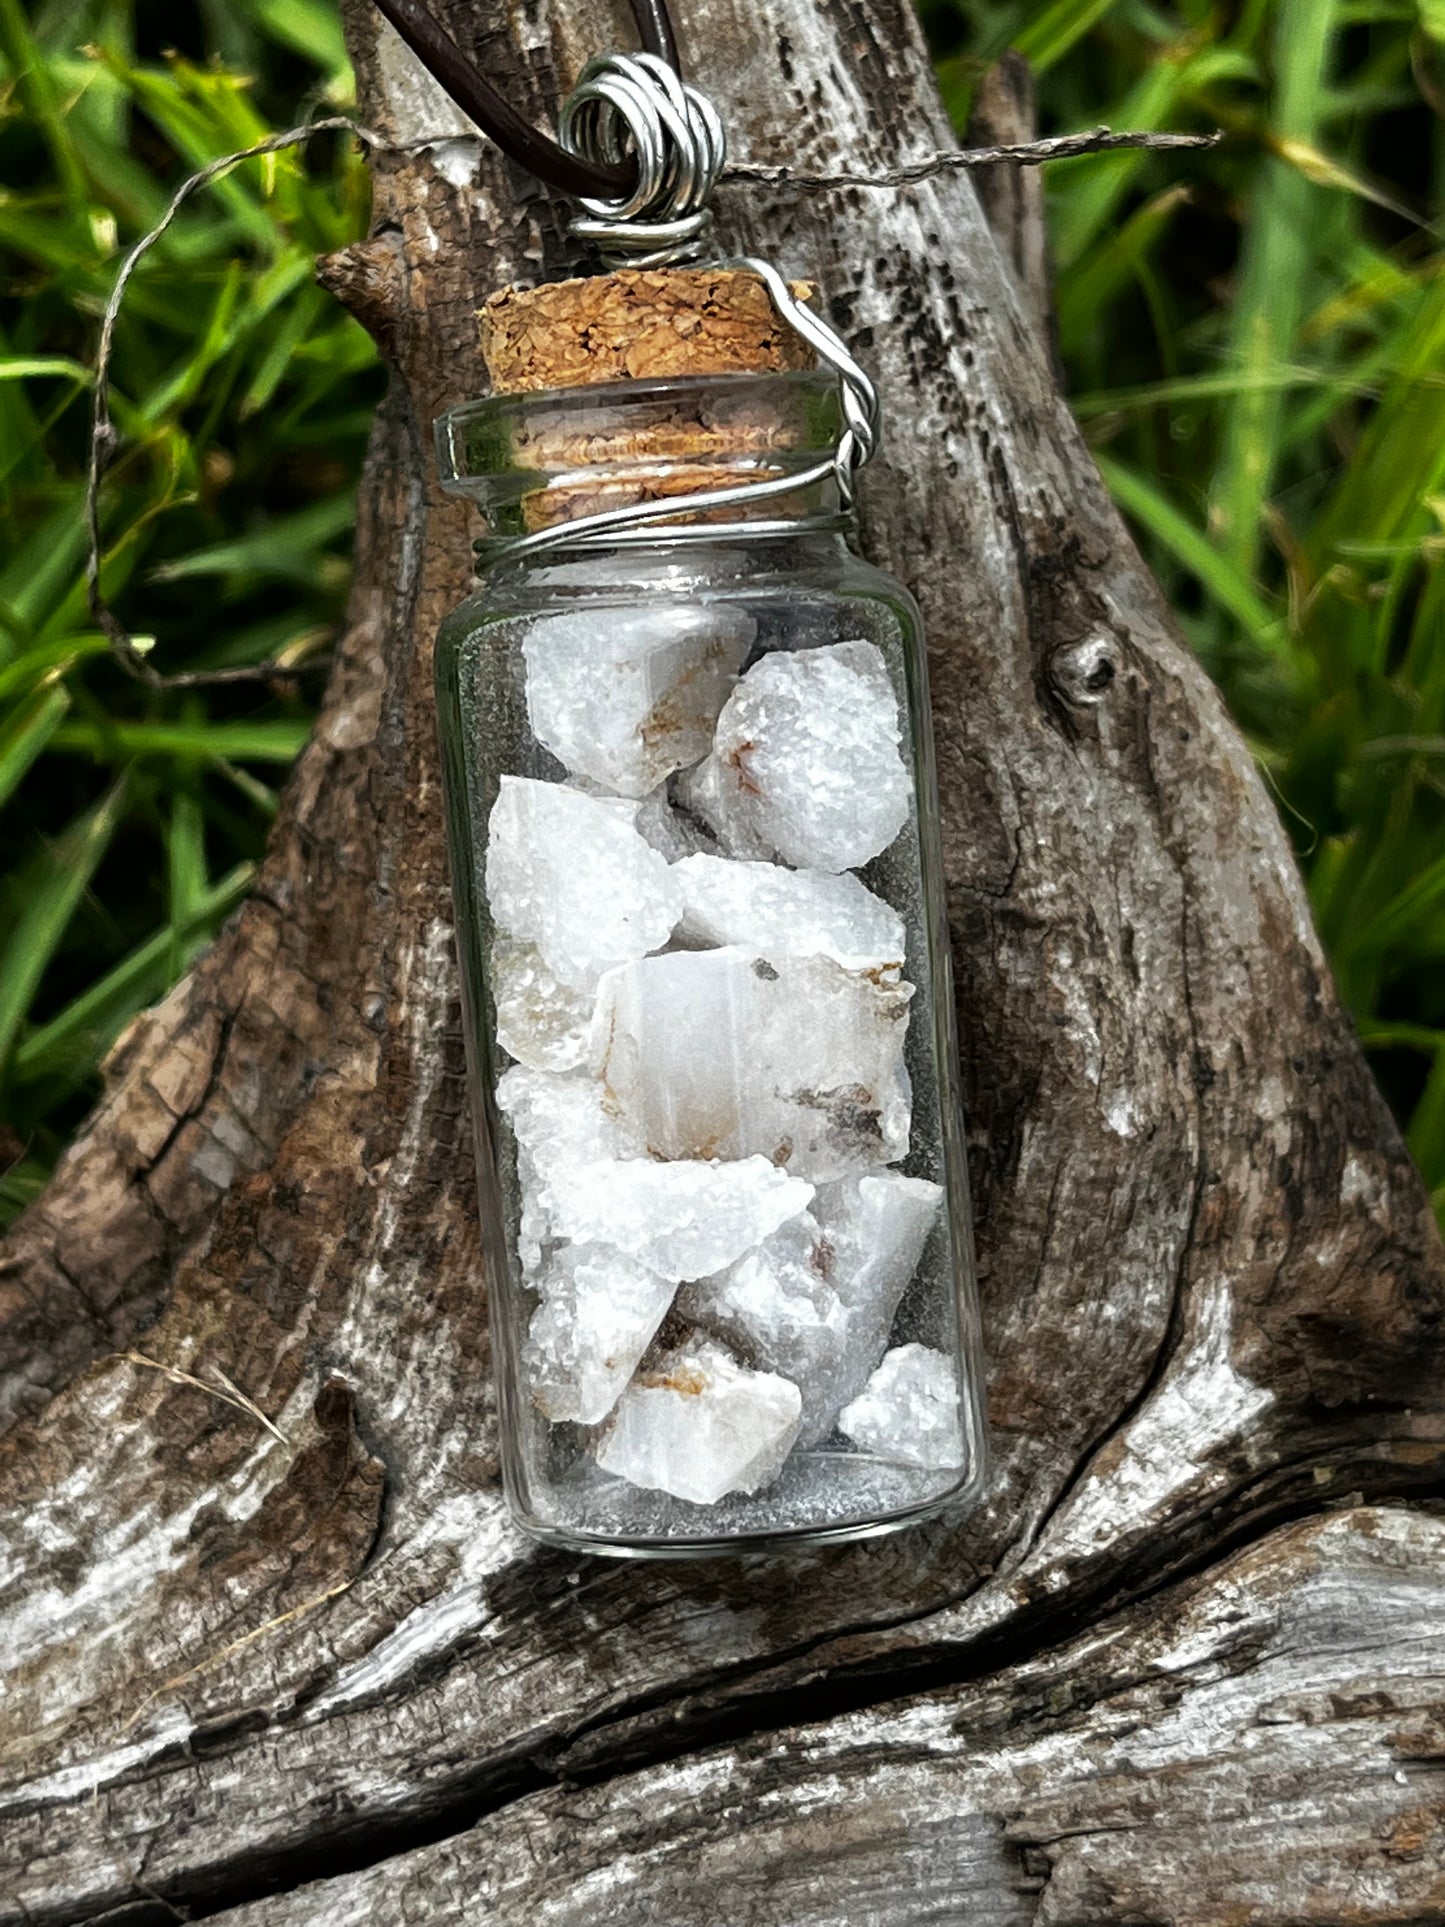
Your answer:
[316,232,406,355]
[1050,634,1118,707]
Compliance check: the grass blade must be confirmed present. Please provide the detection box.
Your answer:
[1094,452,1281,644]
[167,787,209,977]
[14,861,255,1087]
[49,719,313,764]
[1209,0,1338,577]
[1408,1044,1445,1189]
[0,781,126,1077]
[1013,0,1124,73]
[0,681,69,809]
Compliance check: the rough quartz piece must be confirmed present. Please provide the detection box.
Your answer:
[680,1210,846,1448]
[596,1336,802,1504]
[674,854,905,970]
[485,777,682,990]
[497,1066,638,1188]
[590,946,913,1180]
[524,1245,676,1425]
[838,1343,966,1470]
[496,1067,641,1272]
[523,604,753,799]
[684,1173,942,1445]
[548,1153,813,1281]
[815,1172,943,1332]
[633,784,721,863]
[680,639,912,871]
[491,937,593,1072]
[676,754,772,861]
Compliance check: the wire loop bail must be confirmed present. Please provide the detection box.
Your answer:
[560,52,726,268]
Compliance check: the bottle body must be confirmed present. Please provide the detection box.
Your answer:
[435,522,987,1556]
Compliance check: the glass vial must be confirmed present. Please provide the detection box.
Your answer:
[435,368,986,1555]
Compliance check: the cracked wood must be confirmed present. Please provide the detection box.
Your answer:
[204,1509,1445,1926]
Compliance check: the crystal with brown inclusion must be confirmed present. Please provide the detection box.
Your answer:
[523,603,753,799]
[680,640,911,871]
[596,1336,803,1504]
[589,945,913,1182]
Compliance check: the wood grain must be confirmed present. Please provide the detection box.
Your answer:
[183,1510,1445,1926]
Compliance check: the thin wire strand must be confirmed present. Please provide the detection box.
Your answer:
[724,125,1222,187]
[479,457,844,563]
[85,117,1219,686]
[87,117,367,690]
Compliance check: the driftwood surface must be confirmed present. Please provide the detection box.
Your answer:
[2,3,1443,1922]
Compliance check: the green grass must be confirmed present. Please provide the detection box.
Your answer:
[0,0,379,1214]
[926,0,1445,1222]
[2,1,1443,1227]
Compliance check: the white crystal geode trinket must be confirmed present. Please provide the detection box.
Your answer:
[475,633,957,1520]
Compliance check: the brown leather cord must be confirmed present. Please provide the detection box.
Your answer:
[369,0,678,198]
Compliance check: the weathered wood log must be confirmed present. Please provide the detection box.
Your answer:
[1,3,1441,1922]
[192,1508,1445,1925]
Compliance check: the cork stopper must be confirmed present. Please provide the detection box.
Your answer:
[479,268,816,394]
[474,268,824,534]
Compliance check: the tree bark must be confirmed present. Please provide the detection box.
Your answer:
[964,52,1054,358]
[1,4,1442,1923]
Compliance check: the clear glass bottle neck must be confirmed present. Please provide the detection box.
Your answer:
[437,369,852,570]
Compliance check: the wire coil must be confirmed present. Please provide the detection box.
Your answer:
[560,53,726,268]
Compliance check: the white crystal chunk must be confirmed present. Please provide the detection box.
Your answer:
[590,946,913,1180]
[684,1173,942,1445]
[491,937,593,1072]
[548,1153,813,1281]
[496,1067,641,1272]
[497,1065,639,1187]
[674,854,905,970]
[485,777,682,991]
[680,639,911,871]
[680,1210,844,1448]
[523,604,753,799]
[676,754,772,861]
[815,1171,943,1328]
[525,1245,677,1425]
[838,1343,966,1469]
[633,784,721,863]
[596,1336,802,1504]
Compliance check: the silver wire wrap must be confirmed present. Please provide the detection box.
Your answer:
[560,52,726,268]
[492,58,881,562]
